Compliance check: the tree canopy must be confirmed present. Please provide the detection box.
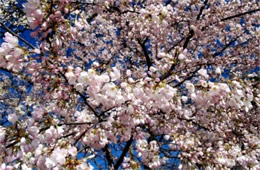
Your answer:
[0,0,259,169]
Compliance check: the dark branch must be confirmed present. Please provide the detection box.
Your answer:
[213,35,241,57]
[177,116,211,131]
[6,141,19,148]
[137,38,152,69]
[52,64,101,119]
[183,29,194,49]
[73,128,89,146]
[183,0,208,49]
[73,121,100,145]
[103,144,114,169]
[114,136,133,169]
[87,13,98,24]
[160,51,179,81]
[170,66,202,86]
[221,8,260,22]
[75,90,101,119]
[0,22,36,49]
[197,0,208,20]
[167,37,185,53]
[58,122,92,126]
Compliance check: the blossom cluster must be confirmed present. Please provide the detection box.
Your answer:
[0,0,259,169]
[0,33,24,72]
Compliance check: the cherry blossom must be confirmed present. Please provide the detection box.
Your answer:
[0,0,259,169]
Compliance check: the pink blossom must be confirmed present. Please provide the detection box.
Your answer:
[110,67,121,81]
[8,114,18,124]
[186,82,195,93]
[178,53,186,60]
[75,83,84,92]
[51,148,67,165]
[32,106,45,120]
[0,0,258,169]
[0,163,13,170]
[0,127,5,143]
[78,71,89,84]
[65,70,76,84]
[198,69,208,78]
[44,126,59,143]
[4,33,18,48]
[215,67,221,74]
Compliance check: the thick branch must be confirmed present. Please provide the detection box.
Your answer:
[183,29,194,49]
[87,13,98,24]
[197,0,208,20]
[103,144,114,169]
[137,38,152,69]
[114,136,133,170]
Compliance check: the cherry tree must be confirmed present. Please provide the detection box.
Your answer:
[0,0,259,169]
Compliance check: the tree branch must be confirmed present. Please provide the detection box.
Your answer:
[169,66,202,86]
[183,29,194,49]
[58,122,92,126]
[137,37,152,69]
[114,136,133,169]
[160,50,179,81]
[213,34,242,57]
[73,121,100,145]
[221,8,260,22]
[75,90,101,119]
[103,144,114,169]
[177,116,211,131]
[0,21,36,49]
[197,0,208,20]
[202,8,260,31]
[52,64,101,119]
[87,13,98,24]
[167,37,185,53]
